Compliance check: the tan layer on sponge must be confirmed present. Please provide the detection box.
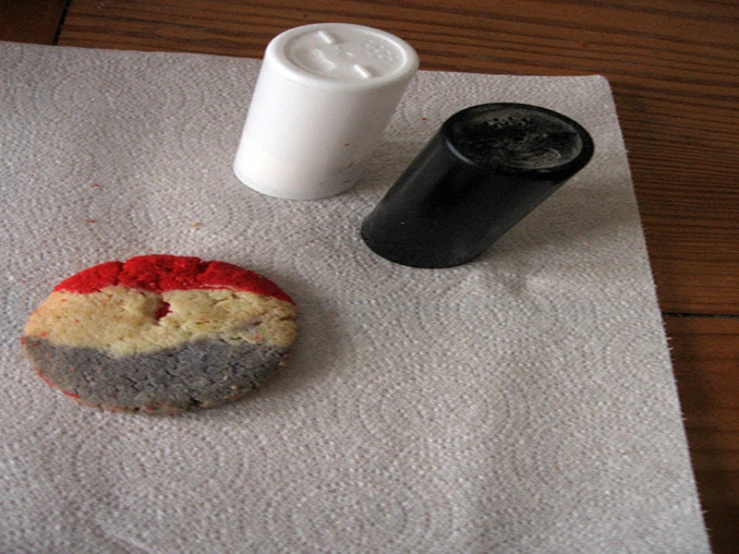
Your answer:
[23,286,297,357]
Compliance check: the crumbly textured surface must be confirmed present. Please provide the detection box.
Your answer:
[21,255,298,414]
[24,287,296,356]
[21,337,289,414]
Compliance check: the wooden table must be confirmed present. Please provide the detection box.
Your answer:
[3,0,737,551]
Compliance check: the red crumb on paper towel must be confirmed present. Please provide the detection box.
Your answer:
[53,254,294,303]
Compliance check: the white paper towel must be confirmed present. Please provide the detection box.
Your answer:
[0,41,710,553]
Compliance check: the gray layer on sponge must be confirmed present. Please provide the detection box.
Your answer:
[22,337,288,412]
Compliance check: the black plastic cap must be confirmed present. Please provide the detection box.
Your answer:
[360,103,595,268]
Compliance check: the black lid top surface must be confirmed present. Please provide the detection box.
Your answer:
[442,103,594,179]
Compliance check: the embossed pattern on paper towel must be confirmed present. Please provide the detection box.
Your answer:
[0,42,709,553]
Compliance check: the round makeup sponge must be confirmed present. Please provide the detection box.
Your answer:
[20,255,298,414]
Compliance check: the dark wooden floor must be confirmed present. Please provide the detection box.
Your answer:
[2,1,737,551]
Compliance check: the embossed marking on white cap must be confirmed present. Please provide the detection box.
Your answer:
[284,26,408,82]
[317,30,336,44]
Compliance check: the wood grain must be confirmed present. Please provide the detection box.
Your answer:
[0,0,68,44]
[666,315,739,554]
[56,0,739,314]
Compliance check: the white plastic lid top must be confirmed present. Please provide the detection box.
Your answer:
[267,23,419,91]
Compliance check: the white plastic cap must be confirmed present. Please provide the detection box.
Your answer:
[233,23,419,200]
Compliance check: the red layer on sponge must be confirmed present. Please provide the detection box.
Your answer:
[54,255,294,304]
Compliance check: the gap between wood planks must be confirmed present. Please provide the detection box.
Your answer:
[52,0,73,44]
